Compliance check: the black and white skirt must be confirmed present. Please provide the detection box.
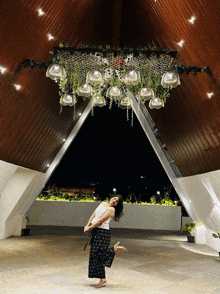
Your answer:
[88,228,115,279]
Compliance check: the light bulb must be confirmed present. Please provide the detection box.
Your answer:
[141,88,148,95]
[79,113,82,115]
[189,16,195,24]
[63,139,66,142]
[65,95,72,102]
[14,84,21,90]
[128,70,136,80]
[38,9,44,16]
[178,40,184,47]
[207,92,214,98]
[48,34,54,40]
[0,66,6,74]
[47,164,50,167]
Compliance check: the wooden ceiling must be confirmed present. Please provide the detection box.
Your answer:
[0,0,219,176]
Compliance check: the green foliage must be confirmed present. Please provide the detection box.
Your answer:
[25,215,30,227]
[212,230,220,239]
[150,195,157,205]
[160,199,174,206]
[180,221,195,233]
[125,193,142,204]
[22,44,210,110]
[36,185,176,206]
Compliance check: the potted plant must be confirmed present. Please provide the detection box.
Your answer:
[22,215,30,236]
[180,221,195,243]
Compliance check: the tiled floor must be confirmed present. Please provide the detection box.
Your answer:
[0,226,220,294]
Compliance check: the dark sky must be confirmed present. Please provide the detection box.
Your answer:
[48,102,170,188]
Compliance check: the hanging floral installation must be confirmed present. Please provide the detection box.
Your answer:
[23,44,210,126]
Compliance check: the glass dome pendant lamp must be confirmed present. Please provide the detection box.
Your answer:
[92,93,106,107]
[60,93,77,106]
[46,64,66,80]
[161,71,180,89]
[76,82,92,97]
[123,69,141,86]
[86,69,104,86]
[149,97,164,109]
[119,96,132,109]
[106,86,122,100]
[138,87,155,101]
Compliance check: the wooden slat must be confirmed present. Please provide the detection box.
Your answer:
[0,0,219,176]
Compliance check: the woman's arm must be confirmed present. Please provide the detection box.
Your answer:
[86,211,96,227]
[84,203,103,233]
[85,207,115,232]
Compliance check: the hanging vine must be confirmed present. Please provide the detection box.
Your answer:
[22,43,210,124]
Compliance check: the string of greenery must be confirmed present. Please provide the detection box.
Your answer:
[22,43,210,111]
[22,43,210,74]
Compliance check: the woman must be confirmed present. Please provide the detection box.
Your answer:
[84,195,127,288]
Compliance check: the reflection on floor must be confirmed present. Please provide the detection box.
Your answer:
[0,226,220,294]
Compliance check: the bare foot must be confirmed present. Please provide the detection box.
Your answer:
[95,278,107,288]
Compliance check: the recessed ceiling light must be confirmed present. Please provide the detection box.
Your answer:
[207,92,214,98]
[189,16,195,24]
[48,34,54,40]
[0,66,6,74]
[14,84,21,90]
[38,9,44,16]
[178,40,184,47]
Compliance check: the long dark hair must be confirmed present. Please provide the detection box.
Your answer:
[112,194,124,222]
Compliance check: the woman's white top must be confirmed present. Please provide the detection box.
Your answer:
[91,203,113,230]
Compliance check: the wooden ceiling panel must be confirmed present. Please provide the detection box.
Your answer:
[0,0,220,176]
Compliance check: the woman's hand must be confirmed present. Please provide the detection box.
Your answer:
[84,226,90,234]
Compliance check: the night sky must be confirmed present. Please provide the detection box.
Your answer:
[48,102,171,193]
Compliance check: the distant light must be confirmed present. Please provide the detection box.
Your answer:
[38,9,44,16]
[113,188,116,192]
[79,112,82,116]
[178,40,184,47]
[189,16,195,24]
[63,139,66,142]
[189,200,192,203]
[156,191,160,195]
[145,187,147,189]
[47,164,50,167]
[93,191,95,193]
[207,92,214,98]
[48,34,54,40]
[14,84,21,90]
[141,176,145,178]
[0,66,6,74]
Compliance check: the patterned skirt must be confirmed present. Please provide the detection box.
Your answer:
[88,228,115,279]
